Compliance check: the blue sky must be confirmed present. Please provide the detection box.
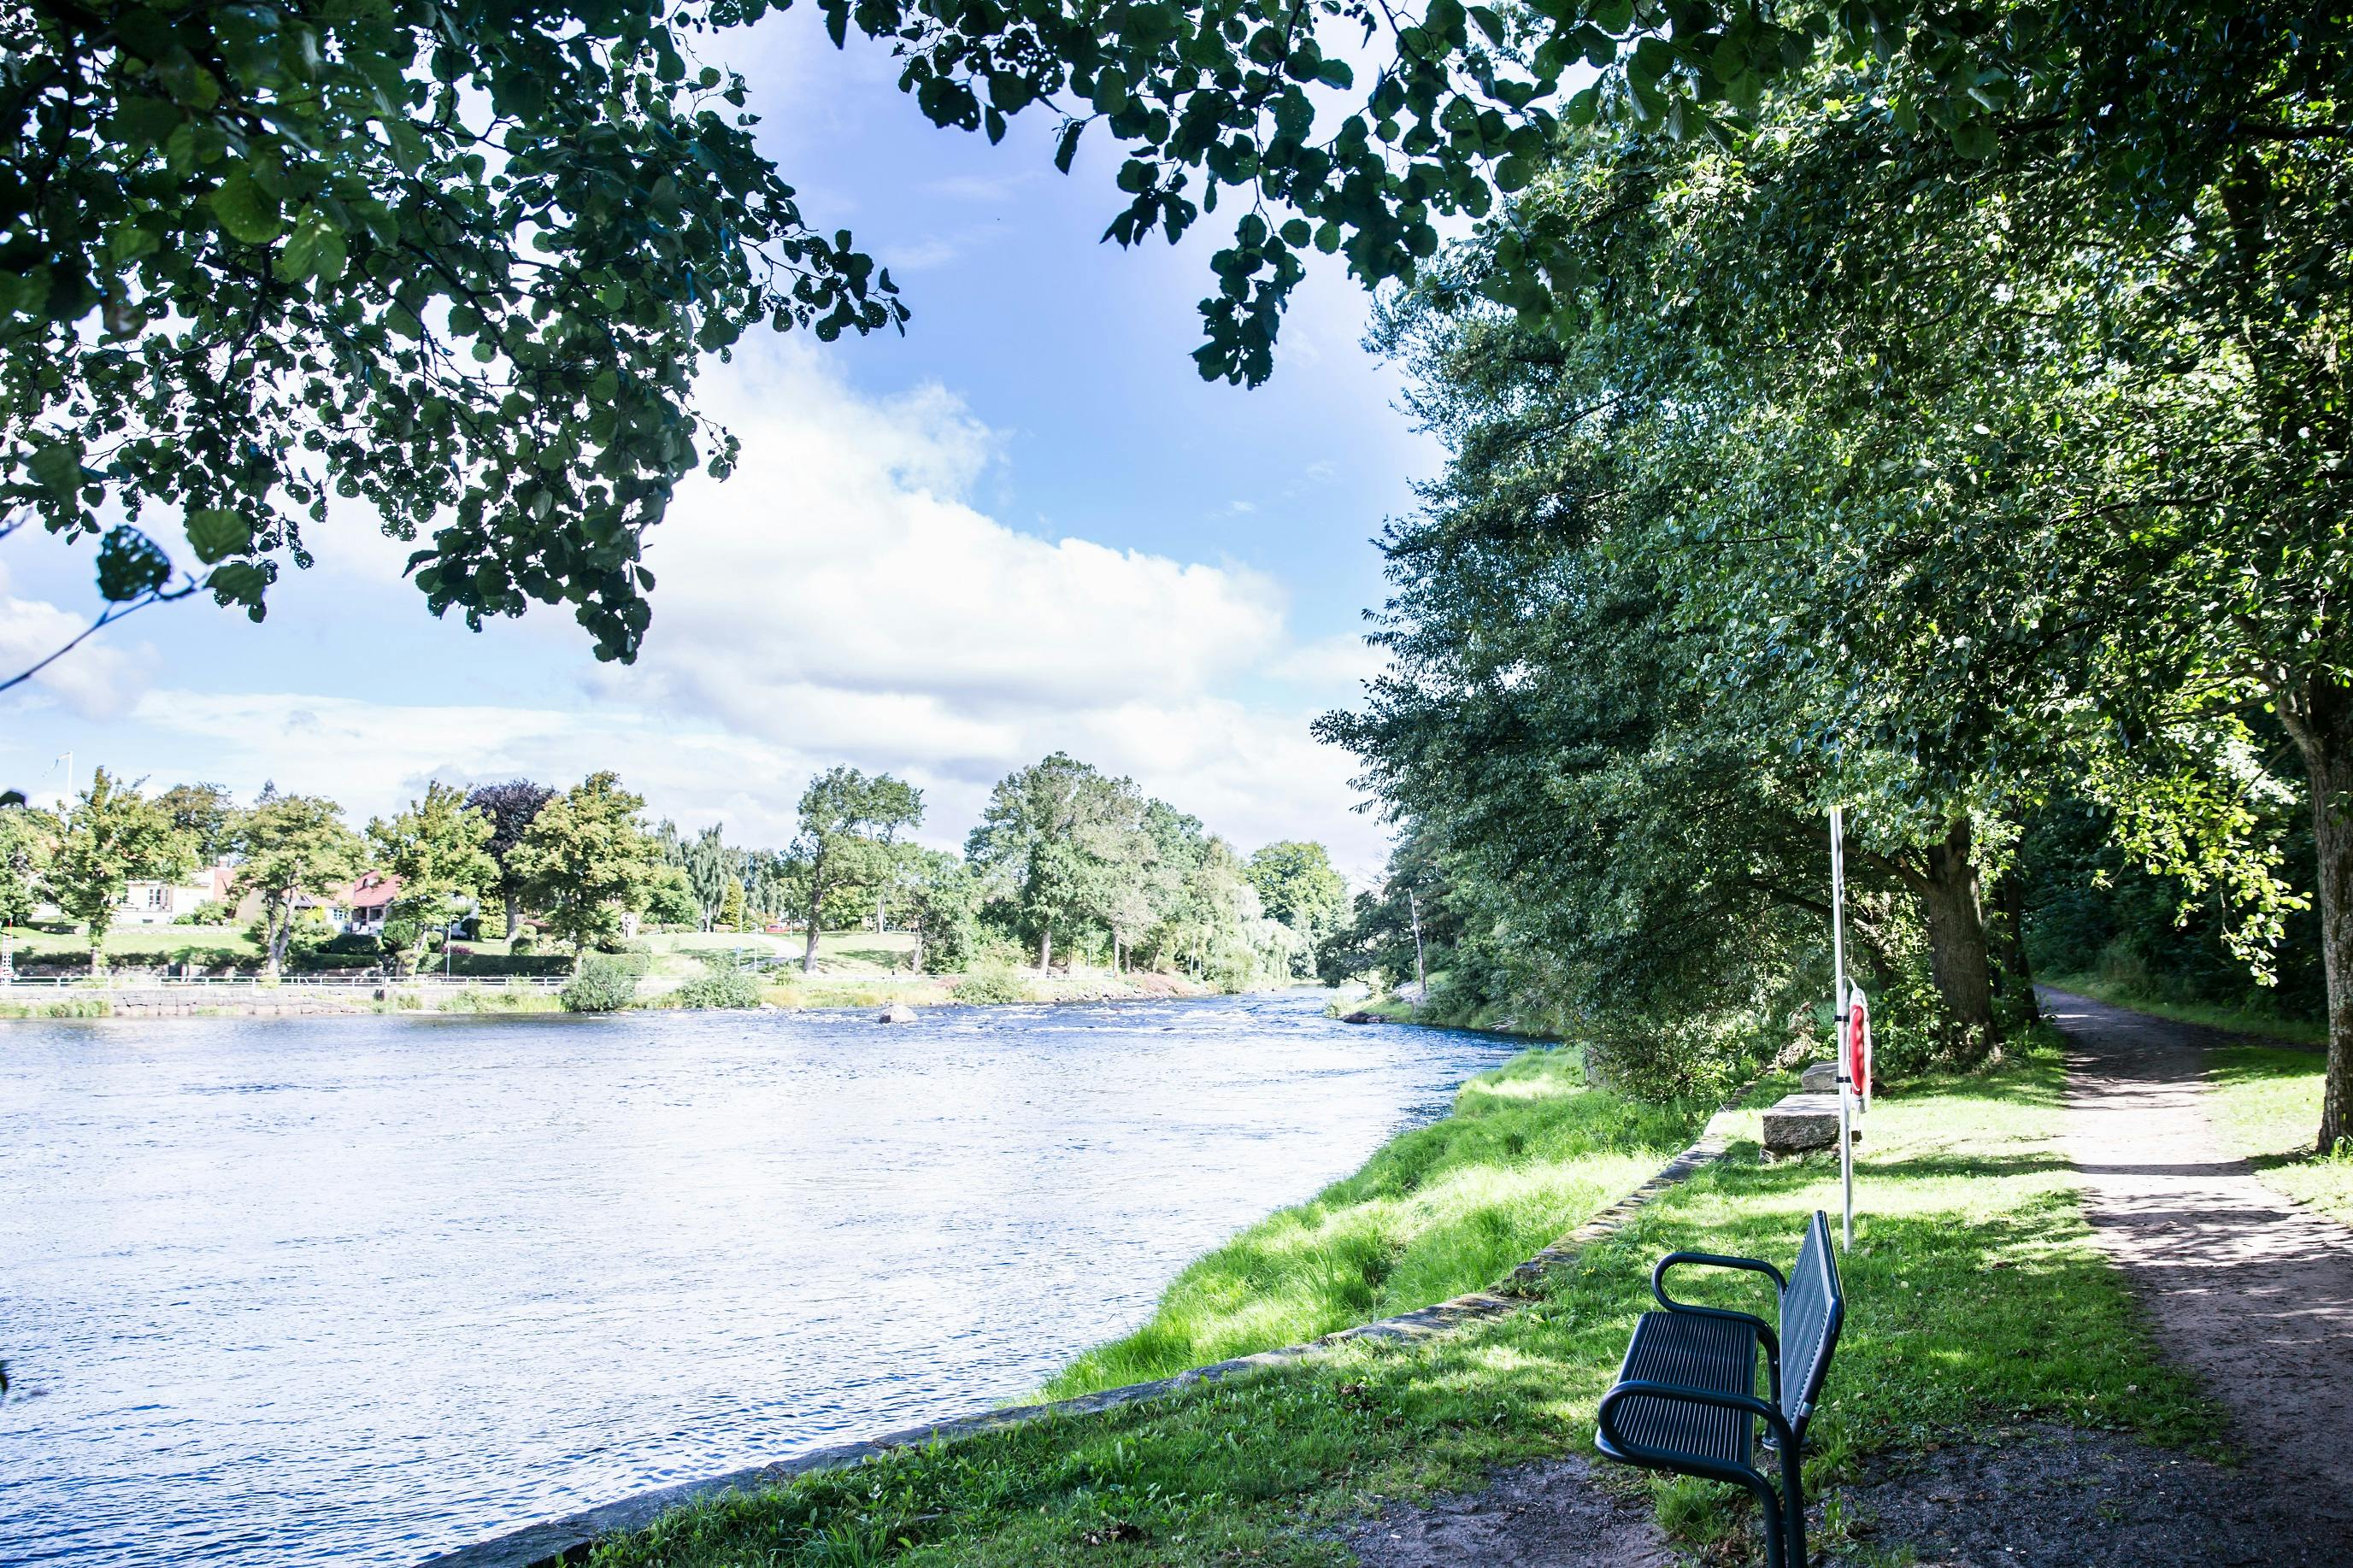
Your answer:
[0,15,1440,879]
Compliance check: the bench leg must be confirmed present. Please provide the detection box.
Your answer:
[1777,1439,1807,1567]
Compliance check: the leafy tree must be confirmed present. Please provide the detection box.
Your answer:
[464,780,555,938]
[510,772,660,954]
[641,863,703,929]
[680,824,744,931]
[233,788,368,978]
[903,848,981,975]
[965,753,1135,973]
[791,766,916,972]
[674,952,762,1008]
[718,876,747,933]
[156,782,239,863]
[3,0,908,663]
[44,767,192,973]
[0,804,61,932]
[368,782,497,972]
[862,776,925,932]
[1246,841,1347,978]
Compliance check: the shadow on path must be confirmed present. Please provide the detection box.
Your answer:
[2048,986,2353,1552]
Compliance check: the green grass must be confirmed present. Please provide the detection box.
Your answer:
[586,1031,2211,1568]
[1047,1049,1707,1395]
[2042,972,2325,1047]
[4,922,260,967]
[2205,1045,2353,1226]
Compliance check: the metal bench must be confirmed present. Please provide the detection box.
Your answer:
[1595,1210,1844,1568]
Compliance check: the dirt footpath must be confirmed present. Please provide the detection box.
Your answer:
[2050,988,2353,1551]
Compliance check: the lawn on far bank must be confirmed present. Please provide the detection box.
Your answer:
[2205,1045,2353,1227]
[586,1033,2212,1568]
[3,922,259,968]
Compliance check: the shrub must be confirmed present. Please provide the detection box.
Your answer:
[509,929,538,955]
[561,953,643,1012]
[594,936,652,956]
[673,955,763,1010]
[953,965,1032,1005]
[173,900,234,926]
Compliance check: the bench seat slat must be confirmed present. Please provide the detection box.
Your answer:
[1606,1310,1757,1465]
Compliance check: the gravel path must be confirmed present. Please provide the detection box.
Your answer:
[2049,986,2353,1545]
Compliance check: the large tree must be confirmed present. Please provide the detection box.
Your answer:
[233,789,367,977]
[509,772,660,954]
[0,803,61,934]
[1245,841,1347,978]
[17,0,2283,677]
[966,753,1137,974]
[464,779,555,937]
[791,766,918,972]
[368,781,497,972]
[44,767,192,973]
[156,781,240,864]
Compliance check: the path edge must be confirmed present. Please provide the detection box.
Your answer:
[420,1077,1762,1567]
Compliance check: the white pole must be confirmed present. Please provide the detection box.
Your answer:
[1831,807,1853,1252]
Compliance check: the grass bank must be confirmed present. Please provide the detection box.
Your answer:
[1048,1049,1707,1395]
[2205,1045,2353,1226]
[585,1031,2208,1568]
[2042,972,2325,1047]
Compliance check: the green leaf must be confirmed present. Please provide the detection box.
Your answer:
[209,166,283,246]
[97,526,173,602]
[185,508,251,565]
[26,440,84,498]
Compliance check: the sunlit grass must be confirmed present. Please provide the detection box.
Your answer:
[1044,1050,1708,1396]
[586,1035,2212,1568]
[2206,1045,2353,1226]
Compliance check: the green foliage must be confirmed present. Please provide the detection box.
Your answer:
[716,877,746,933]
[951,965,1033,1005]
[0,803,60,930]
[464,780,554,932]
[368,780,497,972]
[156,781,239,862]
[511,772,660,953]
[903,847,980,973]
[3,0,904,660]
[792,766,922,970]
[1244,840,1348,978]
[44,767,193,972]
[641,864,702,929]
[560,952,645,1013]
[673,953,762,1009]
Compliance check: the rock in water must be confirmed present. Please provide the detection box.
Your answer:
[878,1003,917,1025]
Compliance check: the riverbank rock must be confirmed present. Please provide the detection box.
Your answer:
[1341,1010,1379,1025]
[877,1003,917,1024]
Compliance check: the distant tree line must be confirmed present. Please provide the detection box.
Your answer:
[0,755,1346,989]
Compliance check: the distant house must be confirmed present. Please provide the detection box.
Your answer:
[334,873,403,937]
[115,864,232,925]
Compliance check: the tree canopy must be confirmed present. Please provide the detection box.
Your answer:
[234,787,367,975]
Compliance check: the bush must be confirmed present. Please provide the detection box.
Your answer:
[953,965,1033,1005]
[673,955,763,1010]
[509,929,538,955]
[561,953,644,1012]
[173,900,234,926]
[594,936,652,956]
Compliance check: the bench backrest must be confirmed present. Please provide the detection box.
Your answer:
[1778,1210,1844,1441]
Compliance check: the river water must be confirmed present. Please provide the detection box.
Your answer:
[0,992,1518,1565]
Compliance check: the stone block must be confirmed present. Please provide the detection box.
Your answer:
[1761,1092,1860,1158]
[1798,1060,1840,1094]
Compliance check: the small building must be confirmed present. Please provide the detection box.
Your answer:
[115,864,231,925]
[333,873,403,937]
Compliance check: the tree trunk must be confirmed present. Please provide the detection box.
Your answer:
[504,890,522,943]
[268,900,290,978]
[2285,673,2353,1152]
[1987,870,2035,1014]
[910,922,924,975]
[802,904,821,973]
[1038,924,1052,976]
[877,887,887,934]
[1917,818,2000,1060]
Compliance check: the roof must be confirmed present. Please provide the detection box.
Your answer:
[343,872,402,911]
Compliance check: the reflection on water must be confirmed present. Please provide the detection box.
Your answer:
[0,991,1516,1565]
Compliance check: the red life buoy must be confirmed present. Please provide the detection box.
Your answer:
[1846,991,1873,1109]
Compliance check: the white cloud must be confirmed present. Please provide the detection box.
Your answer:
[0,565,147,719]
[1264,631,1386,694]
[53,343,1393,869]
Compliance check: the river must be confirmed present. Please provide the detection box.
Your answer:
[0,991,1520,1565]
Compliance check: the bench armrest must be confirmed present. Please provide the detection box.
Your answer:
[1597,1378,1797,1480]
[1652,1250,1787,1307]
[1651,1253,1785,1375]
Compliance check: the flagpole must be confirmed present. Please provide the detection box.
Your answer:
[1830,806,1852,1251]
